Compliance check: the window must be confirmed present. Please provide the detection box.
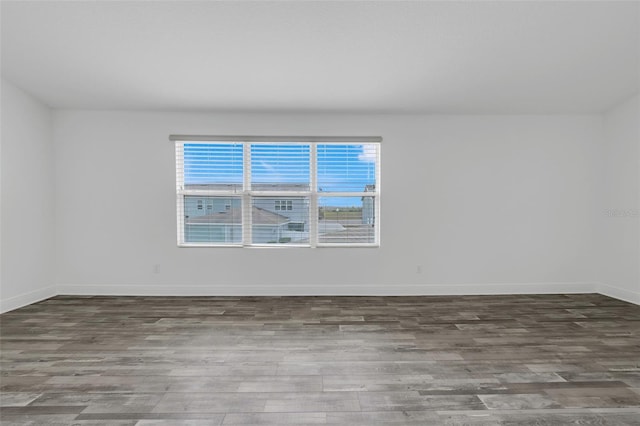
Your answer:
[288,222,305,232]
[275,200,293,211]
[174,137,380,247]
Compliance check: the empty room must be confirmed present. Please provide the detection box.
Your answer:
[1,1,639,425]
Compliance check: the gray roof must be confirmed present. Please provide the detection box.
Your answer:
[186,206,289,226]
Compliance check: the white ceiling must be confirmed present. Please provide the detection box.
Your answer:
[1,1,638,114]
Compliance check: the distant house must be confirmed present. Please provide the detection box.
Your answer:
[185,205,291,243]
[184,195,240,219]
[184,183,373,243]
[184,183,309,225]
[184,184,309,243]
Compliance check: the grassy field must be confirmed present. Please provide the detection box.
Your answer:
[321,209,362,220]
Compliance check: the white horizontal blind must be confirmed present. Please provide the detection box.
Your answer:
[316,144,379,245]
[250,144,310,192]
[176,142,244,246]
[317,144,377,192]
[184,142,243,192]
[174,139,380,247]
[249,144,311,245]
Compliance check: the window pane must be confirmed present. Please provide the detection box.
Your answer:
[184,196,241,244]
[251,144,310,191]
[318,196,375,244]
[252,197,309,244]
[317,144,377,192]
[184,143,243,191]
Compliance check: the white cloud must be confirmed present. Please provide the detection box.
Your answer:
[358,144,377,162]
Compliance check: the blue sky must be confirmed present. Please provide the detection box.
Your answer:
[184,143,376,202]
[184,143,244,184]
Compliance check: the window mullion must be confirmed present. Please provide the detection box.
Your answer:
[309,144,318,247]
[246,190,311,197]
[243,142,252,246]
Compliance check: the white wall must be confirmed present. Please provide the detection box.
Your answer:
[599,94,640,304]
[53,111,602,295]
[1,78,56,312]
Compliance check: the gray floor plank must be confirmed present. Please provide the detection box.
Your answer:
[1,294,639,424]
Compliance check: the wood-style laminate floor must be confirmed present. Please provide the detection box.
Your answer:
[1,294,639,425]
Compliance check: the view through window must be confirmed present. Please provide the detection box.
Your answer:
[175,139,380,247]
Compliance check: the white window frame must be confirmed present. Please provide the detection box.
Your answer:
[173,136,381,248]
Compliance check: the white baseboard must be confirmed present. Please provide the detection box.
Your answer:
[597,283,640,305]
[0,285,57,314]
[57,282,598,297]
[7,282,637,312]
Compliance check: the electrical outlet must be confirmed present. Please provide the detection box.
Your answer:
[416,265,422,274]
[153,264,160,274]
